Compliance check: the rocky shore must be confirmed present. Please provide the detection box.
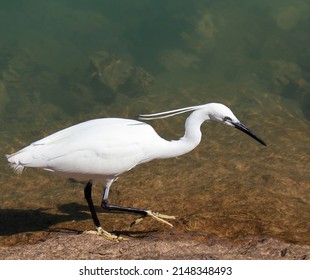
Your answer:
[0,231,309,260]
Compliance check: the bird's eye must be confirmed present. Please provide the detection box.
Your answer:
[223,116,232,122]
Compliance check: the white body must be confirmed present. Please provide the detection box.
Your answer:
[6,117,201,183]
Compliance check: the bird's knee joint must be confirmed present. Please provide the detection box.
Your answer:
[101,200,109,209]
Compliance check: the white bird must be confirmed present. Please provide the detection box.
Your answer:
[6,103,266,240]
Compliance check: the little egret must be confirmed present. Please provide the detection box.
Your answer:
[6,103,266,240]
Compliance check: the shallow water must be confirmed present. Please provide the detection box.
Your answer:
[0,0,309,247]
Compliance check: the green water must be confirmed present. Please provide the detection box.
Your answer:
[0,0,309,247]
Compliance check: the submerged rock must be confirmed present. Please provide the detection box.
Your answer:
[89,50,154,97]
[272,2,310,31]
[159,49,200,71]
[0,48,67,119]
[181,12,216,55]
[270,59,309,98]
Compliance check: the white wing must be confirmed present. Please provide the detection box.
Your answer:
[6,118,163,179]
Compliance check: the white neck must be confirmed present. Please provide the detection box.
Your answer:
[158,109,208,159]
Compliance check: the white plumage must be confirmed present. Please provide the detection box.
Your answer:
[7,118,165,181]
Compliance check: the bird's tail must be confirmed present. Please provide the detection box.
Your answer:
[6,150,27,174]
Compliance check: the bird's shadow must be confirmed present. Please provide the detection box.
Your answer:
[0,203,88,236]
[0,203,159,238]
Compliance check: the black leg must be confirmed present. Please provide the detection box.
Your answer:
[98,180,175,228]
[84,180,101,228]
[101,187,147,216]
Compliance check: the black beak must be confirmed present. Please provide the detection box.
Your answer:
[233,122,266,146]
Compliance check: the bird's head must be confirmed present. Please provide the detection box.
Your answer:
[207,103,239,124]
[207,103,266,146]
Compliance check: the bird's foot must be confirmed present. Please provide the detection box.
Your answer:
[84,227,126,242]
[132,210,176,228]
